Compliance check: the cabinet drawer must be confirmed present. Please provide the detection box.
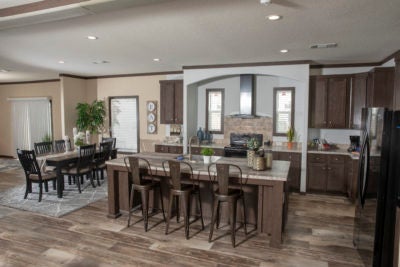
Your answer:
[328,155,346,164]
[155,145,168,153]
[280,152,301,162]
[190,147,201,155]
[213,148,225,156]
[169,146,183,154]
[308,153,327,163]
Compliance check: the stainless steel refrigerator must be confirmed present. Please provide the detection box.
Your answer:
[353,108,400,267]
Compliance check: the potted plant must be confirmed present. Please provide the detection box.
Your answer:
[201,147,214,164]
[247,137,261,167]
[287,126,295,149]
[76,100,106,144]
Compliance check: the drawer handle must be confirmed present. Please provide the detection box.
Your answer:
[316,157,320,160]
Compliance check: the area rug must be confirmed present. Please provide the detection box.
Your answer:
[0,158,22,172]
[0,178,108,217]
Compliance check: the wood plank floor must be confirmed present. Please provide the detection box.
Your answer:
[0,167,365,267]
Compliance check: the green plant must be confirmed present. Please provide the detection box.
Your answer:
[42,133,52,142]
[74,139,85,147]
[247,137,260,150]
[287,127,295,142]
[76,100,106,134]
[200,147,214,156]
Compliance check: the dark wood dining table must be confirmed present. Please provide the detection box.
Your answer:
[37,149,117,198]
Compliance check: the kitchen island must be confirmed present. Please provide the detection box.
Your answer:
[106,152,290,247]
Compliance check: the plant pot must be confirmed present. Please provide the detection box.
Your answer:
[287,142,293,149]
[203,155,211,164]
[247,150,256,167]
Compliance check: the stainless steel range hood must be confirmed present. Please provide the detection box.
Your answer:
[238,74,256,118]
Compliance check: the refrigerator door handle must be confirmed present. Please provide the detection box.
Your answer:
[360,135,370,208]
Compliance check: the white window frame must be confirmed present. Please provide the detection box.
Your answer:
[273,87,295,136]
[206,89,224,134]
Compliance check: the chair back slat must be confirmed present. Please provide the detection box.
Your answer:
[208,163,243,195]
[163,160,194,190]
[17,149,41,178]
[102,137,116,149]
[76,144,95,171]
[34,141,53,155]
[124,156,152,185]
[99,141,113,162]
[54,139,66,153]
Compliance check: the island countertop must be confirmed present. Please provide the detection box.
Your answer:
[106,152,290,183]
[106,152,290,248]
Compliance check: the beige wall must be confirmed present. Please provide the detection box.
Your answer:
[60,76,88,140]
[96,75,167,143]
[0,81,61,157]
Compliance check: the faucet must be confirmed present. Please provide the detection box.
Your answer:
[188,136,199,161]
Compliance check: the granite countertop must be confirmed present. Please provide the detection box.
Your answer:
[307,147,360,160]
[107,152,289,182]
[156,142,226,149]
[267,145,302,153]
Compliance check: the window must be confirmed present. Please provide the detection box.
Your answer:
[11,98,52,151]
[273,87,295,136]
[109,97,139,153]
[206,89,224,134]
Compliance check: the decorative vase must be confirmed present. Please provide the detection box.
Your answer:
[247,150,256,167]
[197,127,204,143]
[85,130,91,144]
[203,155,211,164]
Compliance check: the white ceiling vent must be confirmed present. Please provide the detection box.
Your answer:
[310,43,338,49]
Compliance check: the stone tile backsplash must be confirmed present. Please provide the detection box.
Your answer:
[223,116,273,144]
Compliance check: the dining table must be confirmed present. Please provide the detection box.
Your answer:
[37,148,117,198]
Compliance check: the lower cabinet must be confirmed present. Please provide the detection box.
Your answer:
[273,151,301,192]
[155,144,183,154]
[307,153,347,194]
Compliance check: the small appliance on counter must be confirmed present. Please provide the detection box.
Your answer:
[347,135,360,152]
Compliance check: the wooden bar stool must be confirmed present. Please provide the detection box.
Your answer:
[162,160,204,239]
[208,163,247,247]
[125,156,166,231]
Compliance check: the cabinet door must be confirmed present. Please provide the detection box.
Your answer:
[174,80,183,124]
[160,81,176,124]
[309,77,328,128]
[307,163,327,191]
[350,74,367,129]
[327,77,348,128]
[367,68,395,108]
[327,163,346,193]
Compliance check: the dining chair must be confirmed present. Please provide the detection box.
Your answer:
[61,144,96,193]
[125,156,166,231]
[34,141,53,155]
[207,163,247,247]
[162,160,204,239]
[102,137,117,159]
[54,139,67,153]
[16,149,57,202]
[93,141,113,185]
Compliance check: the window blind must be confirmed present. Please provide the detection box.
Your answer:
[207,90,223,132]
[110,97,138,153]
[275,90,292,133]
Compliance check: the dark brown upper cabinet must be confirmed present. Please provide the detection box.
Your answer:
[349,73,367,129]
[309,75,350,129]
[160,80,183,124]
[366,67,395,108]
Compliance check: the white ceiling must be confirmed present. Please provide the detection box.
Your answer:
[0,0,399,82]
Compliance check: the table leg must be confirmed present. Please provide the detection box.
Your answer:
[56,163,63,198]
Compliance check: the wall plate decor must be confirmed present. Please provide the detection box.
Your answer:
[146,101,157,134]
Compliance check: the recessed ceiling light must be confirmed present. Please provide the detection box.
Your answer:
[92,60,109,64]
[260,0,271,5]
[153,58,160,62]
[87,36,98,40]
[280,49,289,53]
[58,60,65,64]
[267,15,282,21]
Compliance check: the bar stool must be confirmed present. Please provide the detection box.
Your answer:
[125,156,166,231]
[162,160,204,239]
[208,163,247,247]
